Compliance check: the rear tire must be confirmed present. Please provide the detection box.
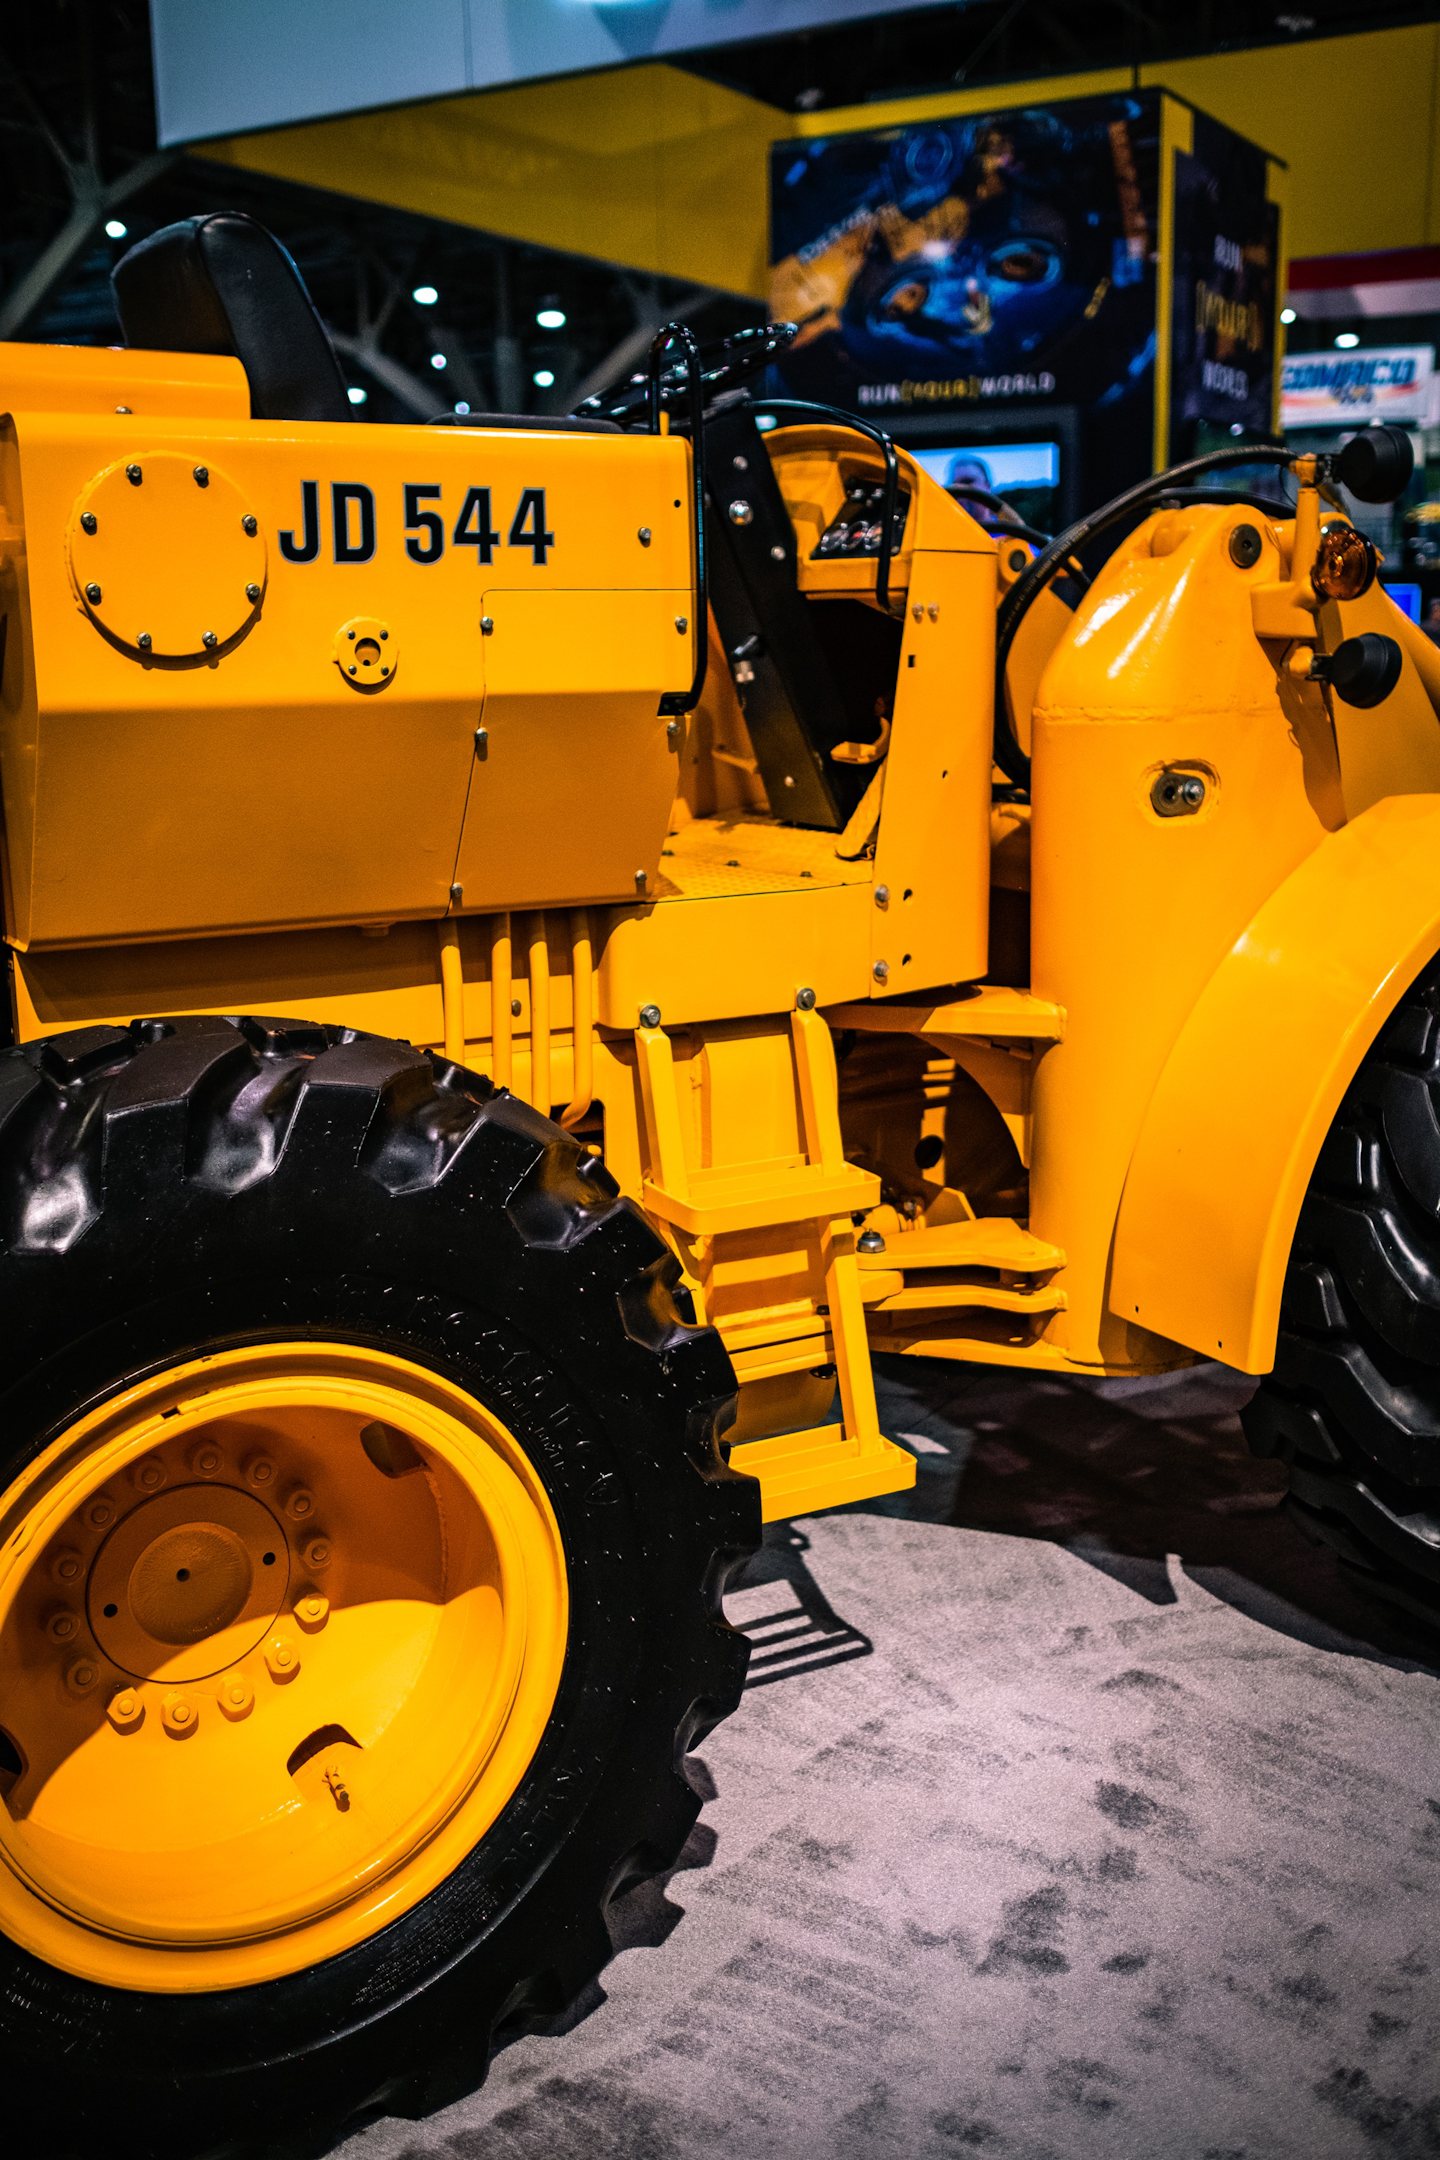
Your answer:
[1242,953,1440,1627]
[0,1016,757,2159]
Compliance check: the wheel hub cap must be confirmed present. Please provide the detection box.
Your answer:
[0,1343,568,1992]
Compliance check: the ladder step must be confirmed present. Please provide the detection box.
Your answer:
[727,1426,916,1523]
[643,1162,879,1235]
[856,1217,1062,1272]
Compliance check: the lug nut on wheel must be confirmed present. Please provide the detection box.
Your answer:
[265,1638,300,1682]
[217,1675,254,1722]
[295,1593,329,1632]
[163,1694,198,1737]
[107,1688,144,1732]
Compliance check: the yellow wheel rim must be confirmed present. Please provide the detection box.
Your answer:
[0,1342,568,1992]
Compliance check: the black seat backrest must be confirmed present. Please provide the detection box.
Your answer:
[112,213,352,424]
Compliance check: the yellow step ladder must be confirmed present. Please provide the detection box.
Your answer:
[634,1005,916,1522]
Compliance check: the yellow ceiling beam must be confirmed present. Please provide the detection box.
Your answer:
[198,24,1439,299]
[197,63,777,298]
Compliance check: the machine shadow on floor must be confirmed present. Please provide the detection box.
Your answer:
[819,1353,1440,1675]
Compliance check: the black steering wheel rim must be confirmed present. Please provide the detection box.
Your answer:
[575,321,798,423]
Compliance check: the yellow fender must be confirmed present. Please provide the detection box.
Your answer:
[1111,794,1440,1374]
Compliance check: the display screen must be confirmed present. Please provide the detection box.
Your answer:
[769,94,1160,428]
[905,440,1060,527]
[1384,580,1423,623]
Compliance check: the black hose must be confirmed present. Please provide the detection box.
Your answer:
[992,442,1296,789]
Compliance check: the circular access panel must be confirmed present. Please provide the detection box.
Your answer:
[66,454,267,657]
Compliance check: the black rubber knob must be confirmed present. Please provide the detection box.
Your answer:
[1332,426,1415,505]
[1327,632,1403,709]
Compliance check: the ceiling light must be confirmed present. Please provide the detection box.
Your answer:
[347,385,368,405]
[104,219,128,240]
[532,368,556,389]
[1280,306,1296,324]
[430,353,447,370]
[412,284,439,306]
[536,306,566,331]
[1334,332,1360,349]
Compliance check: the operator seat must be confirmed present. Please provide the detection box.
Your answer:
[112,212,353,424]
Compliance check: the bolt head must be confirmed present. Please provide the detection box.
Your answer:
[666,719,681,746]
[193,465,209,487]
[874,885,890,907]
[638,526,652,545]
[303,1537,332,1572]
[732,454,749,471]
[125,463,142,484]
[639,1004,662,1029]
[130,1455,166,1494]
[245,582,261,603]
[912,603,924,620]
[47,1609,80,1644]
[481,615,494,634]
[50,1546,84,1587]
[796,987,817,1011]
[296,1592,329,1631]
[188,1439,224,1478]
[137,632,152,651]
[1181,777,1205,806]
[242,514,258,536]
[675,615,689,633]
[265,1639,300,1682]
[162,1693,197,1735]
[66,1657,102,1697]
[284,1486,315,1522]
[727,501,753,527]
[243,1453,277,1491]
[80,512,97,535]
[107,1688,144,1733]
[857,1229,887,1253]
[202,630,218,650]
[873,960,890,984]
[85,1493,116,1531]
[771,544,786,561]
[84,582,102,604]
[218,1675,254,1721]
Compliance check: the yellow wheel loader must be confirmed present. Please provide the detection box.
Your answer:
[0,210,1437,2154]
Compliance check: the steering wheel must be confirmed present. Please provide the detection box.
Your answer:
[574,321,799,425]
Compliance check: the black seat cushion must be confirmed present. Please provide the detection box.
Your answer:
[112,213,352,424]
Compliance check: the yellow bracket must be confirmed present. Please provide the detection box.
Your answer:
[634,1006,914,1522]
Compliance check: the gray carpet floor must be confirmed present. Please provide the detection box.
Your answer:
[341,1361,1440,2160]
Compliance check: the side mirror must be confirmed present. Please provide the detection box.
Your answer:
[1332,426,1415,505]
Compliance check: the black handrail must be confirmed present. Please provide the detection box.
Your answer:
[650,322,709,718]
[746,399,905,618]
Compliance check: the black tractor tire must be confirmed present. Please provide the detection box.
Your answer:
[1242,952,1440,1628]
[0,1016,758,2160]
